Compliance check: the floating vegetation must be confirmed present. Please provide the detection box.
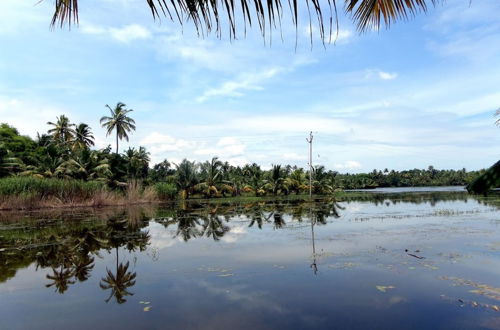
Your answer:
[328,262,358,270]
[376,285,396,293]
[440,294,500,312]
[440,277,500,301]
[143,306,151,312]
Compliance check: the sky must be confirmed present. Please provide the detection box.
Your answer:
[0,0,499,172]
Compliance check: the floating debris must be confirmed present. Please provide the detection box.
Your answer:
[139,301,150,305]
[143,306,151,312]
[376,285,396,293]
[217,273,234,277]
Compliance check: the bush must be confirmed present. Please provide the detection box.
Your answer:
[154,182,177,200]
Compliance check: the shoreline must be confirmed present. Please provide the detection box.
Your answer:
[0,187,473,212]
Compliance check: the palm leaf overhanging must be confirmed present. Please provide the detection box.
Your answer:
[49,0,439,40]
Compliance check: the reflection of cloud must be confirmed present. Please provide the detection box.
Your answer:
[389,296,408,305]
[197,280,288,314]
[148,222,180,250]
[221,225,247,243]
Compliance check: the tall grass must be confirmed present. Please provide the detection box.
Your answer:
[0,177,160,210]
[0,176,104,201]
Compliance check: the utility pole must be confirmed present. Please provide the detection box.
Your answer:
[306,131,313,199]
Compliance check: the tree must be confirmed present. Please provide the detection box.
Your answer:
[124,146,150,179]
[496,108,500,126]
[197,156,223,197]
[175,159,199,199]
[47,115,75,146]
[73,123,95,150]
[100,102,136,154]
[50,1,440,40]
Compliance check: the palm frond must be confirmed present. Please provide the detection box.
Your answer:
[49,0,440,40]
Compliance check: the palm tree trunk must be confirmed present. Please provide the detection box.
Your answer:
[116,131,119,154]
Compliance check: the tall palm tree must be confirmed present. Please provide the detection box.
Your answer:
[50,1,441,40]
[100,102,136,154]
[47,115,75,145]
[495,108,500,126]
[73,123,95,150]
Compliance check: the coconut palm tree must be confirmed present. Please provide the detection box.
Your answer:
[100,102,136,154]
[73,123,95,150]
[47,115,75,145]
[197,156,226,197]
[266,164,288,195]
[50,1,441,40]
[175,159,199,199]
[495,108,500,126]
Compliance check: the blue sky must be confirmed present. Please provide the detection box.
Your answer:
[0,0,499,172]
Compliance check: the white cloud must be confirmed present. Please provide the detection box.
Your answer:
[80,23,151,43]
[196,67,285,102]
[0,96,75,137]
[282,152,306,161]
[333,161,362,170]
[194,137,246,157]
[378,71,398,80]
[140,132,199,163]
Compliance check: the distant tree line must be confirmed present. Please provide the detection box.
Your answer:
[0,107,485,200]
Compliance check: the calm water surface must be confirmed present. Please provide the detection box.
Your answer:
[1,191,499,330]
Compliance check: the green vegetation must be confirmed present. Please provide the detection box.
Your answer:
[0,110,489,209]
[467,161,500,194]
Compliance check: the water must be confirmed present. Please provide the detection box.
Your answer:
[0,191,499,329]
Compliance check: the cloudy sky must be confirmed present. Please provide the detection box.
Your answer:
[0,0,499,172]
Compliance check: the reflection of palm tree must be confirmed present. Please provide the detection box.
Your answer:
[100,248,137,304]
[175,216,201,242]
[46,266,75,294]
[72,254,95,282]
[200,214,229,241]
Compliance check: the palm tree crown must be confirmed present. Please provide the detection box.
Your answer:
[100,102,136,154]
[50,0,440,40]
[73,123,95,150]
[47,115,75,145]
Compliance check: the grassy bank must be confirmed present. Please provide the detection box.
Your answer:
[0,177,162,210]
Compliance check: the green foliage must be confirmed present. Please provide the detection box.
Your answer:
[100,102,136,154]
[154,182,177,200]
[467,161,500,194]
[0,176,104,201]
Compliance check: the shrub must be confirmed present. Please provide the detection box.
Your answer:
[154,182,177,200]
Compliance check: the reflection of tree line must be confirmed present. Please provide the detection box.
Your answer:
[154,198,343,241]
[0,209,151,304]
[1,192,497,301]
